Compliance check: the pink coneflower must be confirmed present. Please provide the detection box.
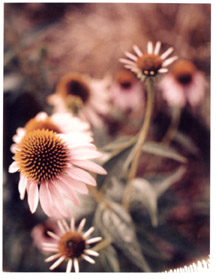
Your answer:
[8,128,107,218]
[110,70,145,113]
[31,219,61,254]
[47,72,111,127]
[120,41,178,80]
[160,59,206,107]
[42,218,102,272]
[10,112,92,154]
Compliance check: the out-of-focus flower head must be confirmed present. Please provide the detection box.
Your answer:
[8,113,107,218]
[10,112,92,154]
[120,41,178,81]
[42,218,102,272]
[47,72,111,127]
[160,59,206,107]
[31,219,61,254]
[110,70,145,113]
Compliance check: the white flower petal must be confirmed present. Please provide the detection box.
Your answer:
[162,56,178,67]
[45,253,61,263]
[81,254,95,264]
[18,174,28,200]
[8,161,19,173]
[147,41,153,54]
[154,41,161,55]
[84,249,99,257]
[26,181,39,213]
[133,45,143,57]
[160,47,174,60]
[74,258,79,273]
[66,259,73,273]
[49,255,66,270]
[125,51,138,61]
[77,218,86,233]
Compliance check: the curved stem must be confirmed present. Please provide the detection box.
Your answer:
[122,78,155,209]
[162,106,181,145]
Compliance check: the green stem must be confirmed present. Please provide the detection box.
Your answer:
[122,78,155,209]
[162,106,181,145]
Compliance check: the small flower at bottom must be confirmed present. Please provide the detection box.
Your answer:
[8,129,107,218]
[42,218,102,272]
[120,41,178,80]
[160,59,206,107]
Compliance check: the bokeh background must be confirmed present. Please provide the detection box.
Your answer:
[3,3,210,272]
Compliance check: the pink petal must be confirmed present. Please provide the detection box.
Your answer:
[26,181,39,213]
[70,148,102,160]
[8,161,19,173]
[56,174,89,194]
[47,181,68,217]
[39,182,63,218]
[72,160,107,175]
[66,166,97,186]
[39,183,52,217]
[55,178,80,206]
[18,174,28,200]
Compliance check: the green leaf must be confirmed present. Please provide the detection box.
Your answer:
[101,136,136,153]
[99,244,120,272]
[94,201,151,272]
[174,131,199,155]
[130,178,158,227]
[142,141,187,163]
[153,166,186,198]
[97,145,133,191]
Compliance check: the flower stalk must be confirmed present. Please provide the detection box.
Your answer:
[123,77,155,209]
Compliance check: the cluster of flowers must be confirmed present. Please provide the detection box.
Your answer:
[8,41,206,272]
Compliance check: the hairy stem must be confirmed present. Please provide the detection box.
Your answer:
[122,78,155,209]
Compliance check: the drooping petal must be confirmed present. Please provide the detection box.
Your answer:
[8,161,19,173]
[49,255,66,270]
[69,148,102,160]
[81,254,95,264]
[66,259,73,273]
[39,183,52,217]
[56,182,80,206]
[18,174,28,200]
[72,159,107,175]
[74,258,79,273]
[66,166,97,186]
[45,253,61,263]
[48,181,68,217]
[57,173,89,194]
[26,181,39,213]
